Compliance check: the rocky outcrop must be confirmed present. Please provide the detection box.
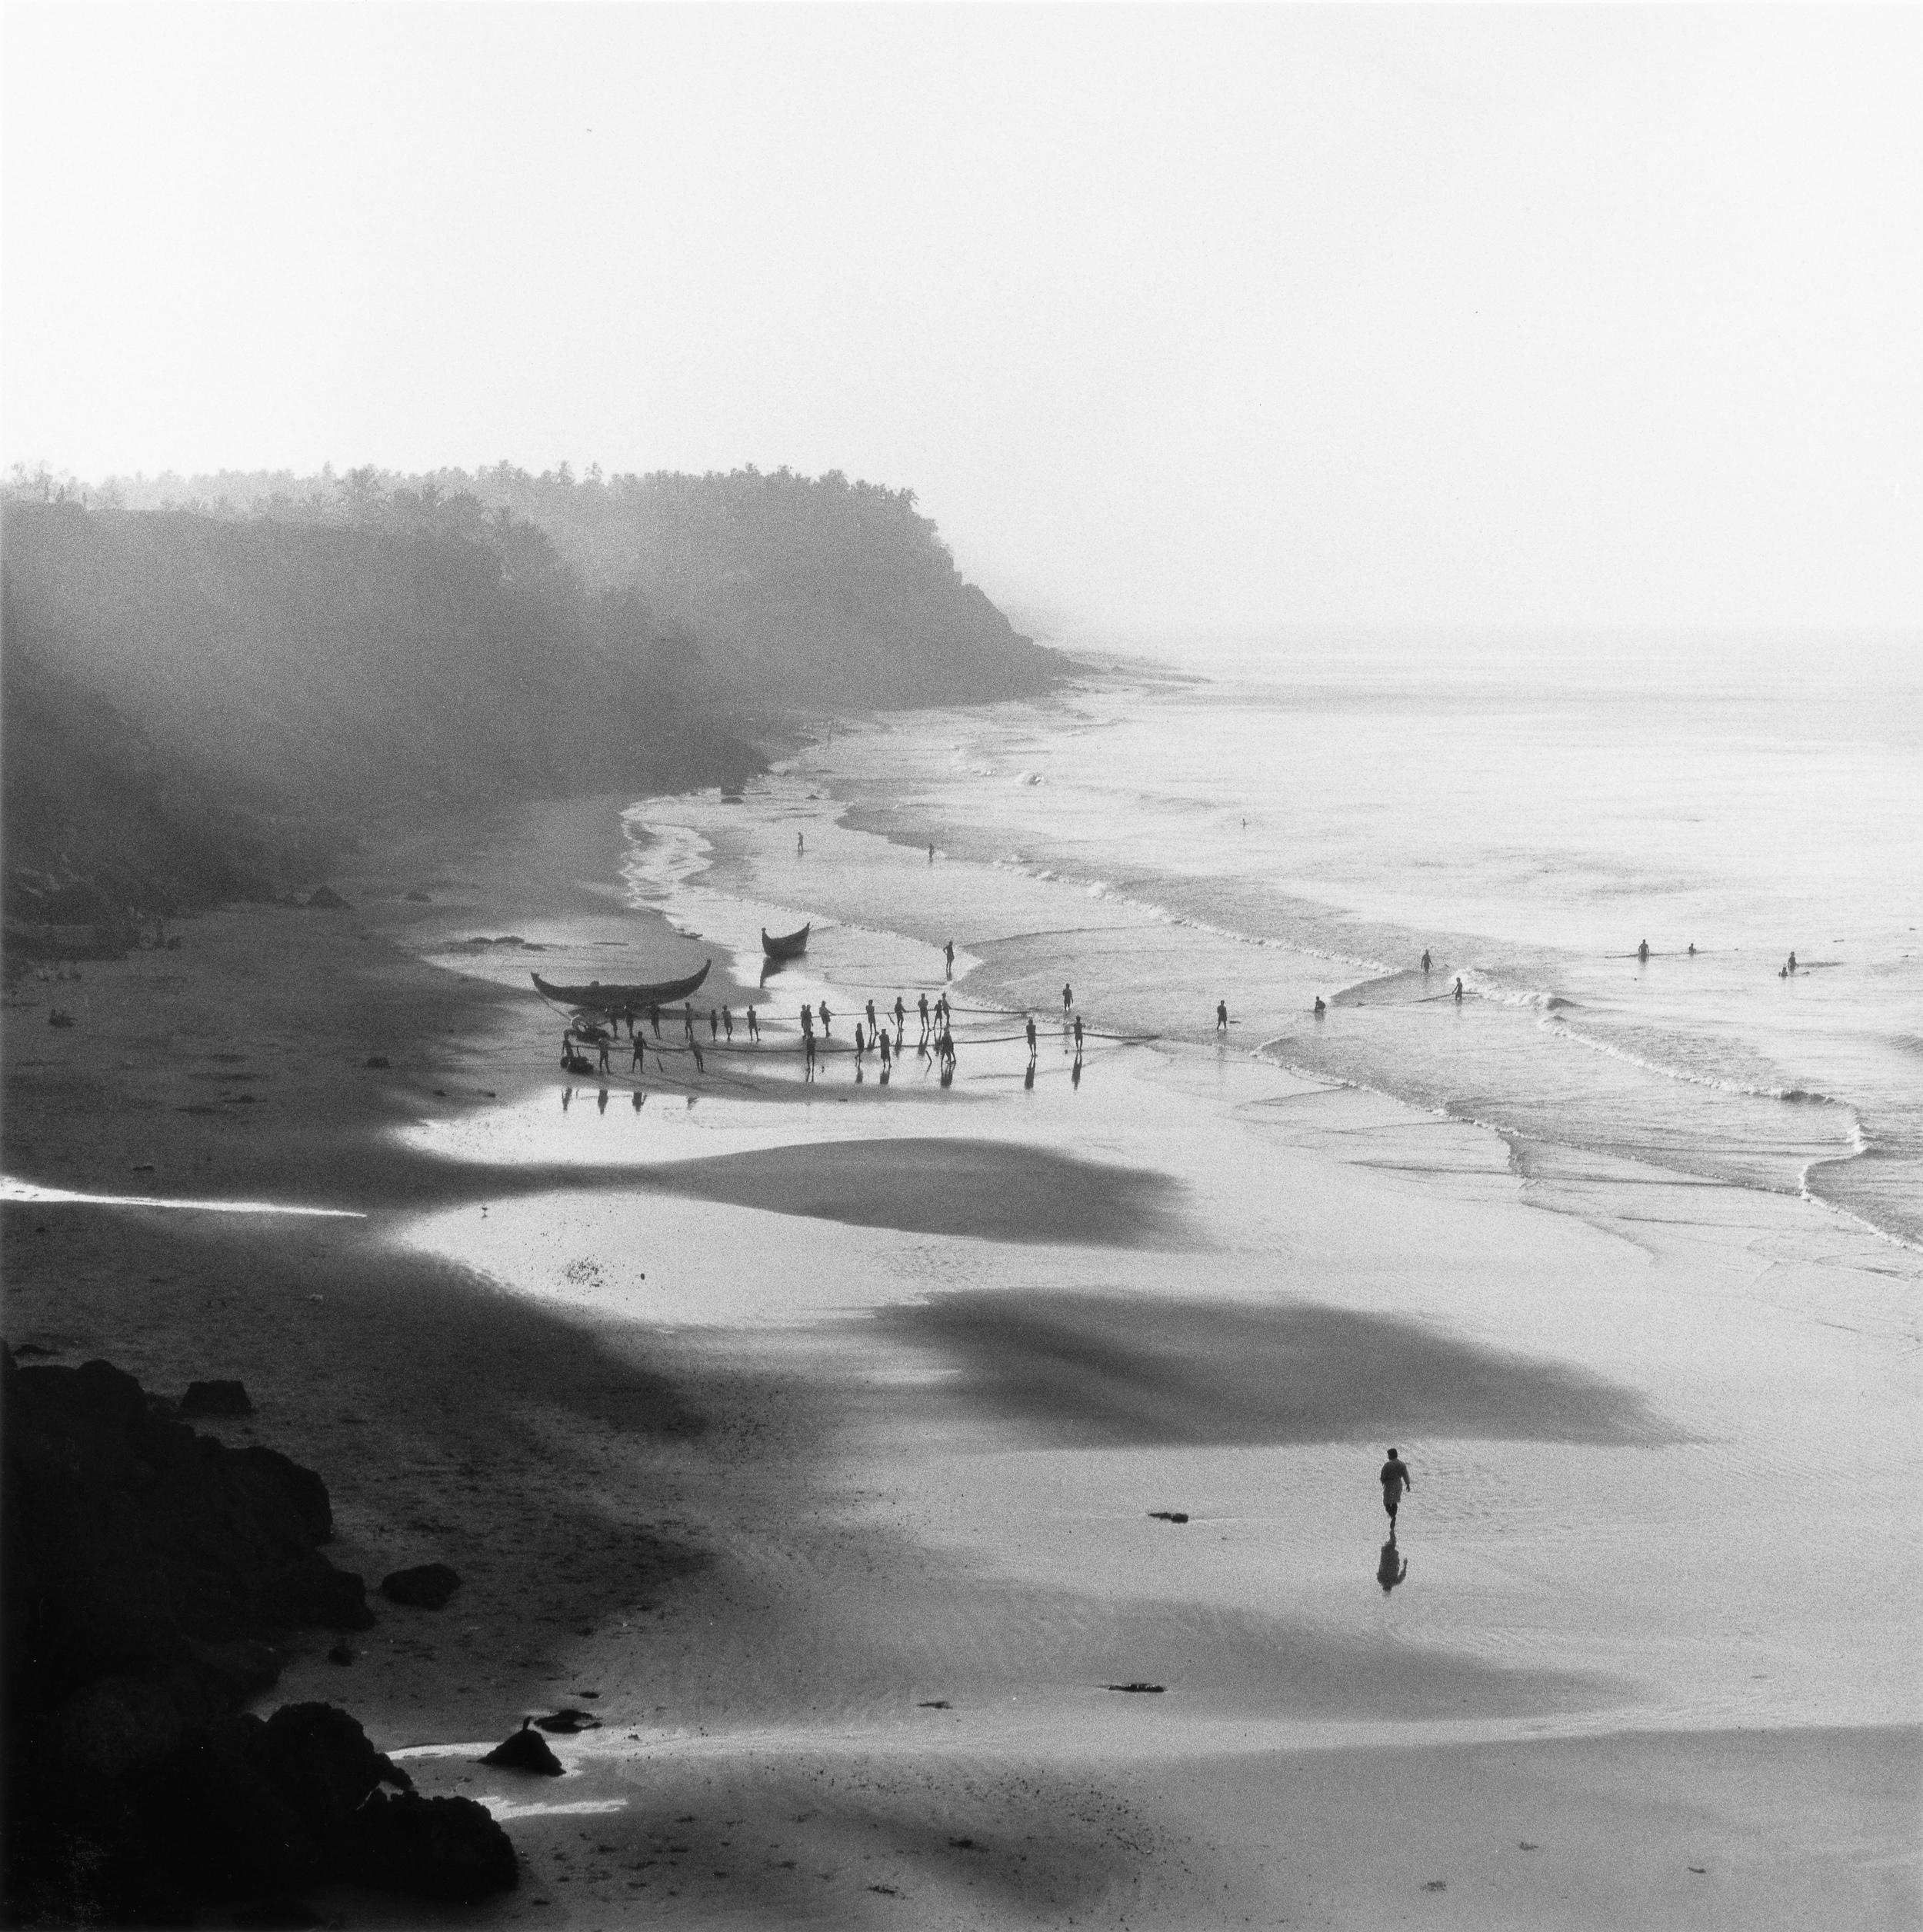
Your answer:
[380,1561,462,1610]
[2,1348,517,1922]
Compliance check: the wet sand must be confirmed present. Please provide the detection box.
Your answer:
[5,789,1918,1927]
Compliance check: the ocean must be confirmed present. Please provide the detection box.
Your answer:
[623,628,1922,1254]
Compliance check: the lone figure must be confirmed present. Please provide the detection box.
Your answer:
[1025,1014,1038,1058]
[1061,982,1074,1014]
[1452,977,1464,1003]
[797,832,805,857]
[1421,949,1431,973]
[1379,1448,1412,1527]
[1638,938,1650,962]
[1215,1000,1228,1034]
[944,940,955,979]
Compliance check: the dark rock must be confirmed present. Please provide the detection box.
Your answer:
[364,1054,390,1068]
[186,1639,285,1703]
[232,1897,328,1929]
[259,1703,411,1826]
[380,1562,461,1611]
[304,886,350,910]
[532,1708,601,1733]
[1105,1682,1165,1694]
[237,1444,333,1544]
[342,1789,519,1901]
[325,1641,355,1666]
[1148,1510,1190,1524]
[182,1378,255,1417]
[481,1720,564,1776]
[142,1721,325,1898]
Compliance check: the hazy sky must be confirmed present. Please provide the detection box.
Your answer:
[5,4,1918,634]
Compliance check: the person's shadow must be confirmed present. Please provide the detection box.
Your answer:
[1377,1536,1408,1594]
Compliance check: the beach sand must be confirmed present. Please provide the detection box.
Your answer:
[4,791,1917,1928]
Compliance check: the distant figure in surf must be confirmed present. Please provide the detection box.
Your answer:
[1380,1448,1413,1527]
[746,1006,760,1042]
[597,1037,611,1074]
[866,999,878,1034]
[722,1005,733,1041]
[1216,1000,1229,1033]
[945,940,955,979]
[797,833,805,856]
[1026,1015,1038,1058]
[1313,997,1325,1015]
[708,1008,718,1041]
[894,994,906,1037]
[928,843,935,864]
[1377,1538,1408,1594]
[1452,978,1464,1003]
[878,1032,892,1071]
[1788,951,1798,973]
[1072,1014,1085,1053]
[683,1004,695,1044]
[649,1003,662,1039]
[918,991,931,1041]
[1638,939,1650,962]
[804,1031,816,1077]
[1687,944,1696,958]
[631,1032,645,1071]
[1062,982,1075,1014]
[689,1037,704,1073]
[818,1000,832,1035]
[854,1022,865,1058]
[1421,950,1431,973]
[799,1004,812,1036]
[560,1032,572,1068]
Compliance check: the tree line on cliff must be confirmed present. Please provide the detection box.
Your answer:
[2,465,1058,927]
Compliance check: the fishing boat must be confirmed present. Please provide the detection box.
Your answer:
[761,922,811,961]
[531,961,712,1012]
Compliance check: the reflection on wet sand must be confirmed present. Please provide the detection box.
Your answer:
[1377,1536,1408,1594]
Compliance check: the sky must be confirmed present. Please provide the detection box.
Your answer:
[4,3,1918,636]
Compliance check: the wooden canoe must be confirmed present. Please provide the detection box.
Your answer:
[761,923,811,961]
[532,961,711,1012]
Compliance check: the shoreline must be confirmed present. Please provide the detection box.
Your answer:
[5,782,1919,1927]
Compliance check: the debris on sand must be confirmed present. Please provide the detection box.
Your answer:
[533,1709,602,1734]
[1105,1682,1165,1694]
[380,1564,462,1611]
[1147,1510,1189,1524]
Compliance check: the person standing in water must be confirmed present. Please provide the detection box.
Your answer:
[1061,982,1074,1015]
[944,940,955,979]
[865,998,878,1036]
[797,832,805,857]
[918,991,931,1043]
[722,1005,733,1041]
[631,1030,645,1072]
[1421,949,1431,973]
[854,1021,866,1060]
[1638,939,1650,962]
[1452,977,1464,1003]
[878,1031,892,1072]
[1025,1014,1038,1059]
[1071,1013,1084,1054]
[683,1004,696,1044]
[1215,1000,1229,1034]
[649,1002,662,1039]
[818,999,832,1035]
[746,1005,760,1042]
[893,994,906,1038]
[1379,1448,1412,1528]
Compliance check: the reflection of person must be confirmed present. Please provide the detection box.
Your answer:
[1379,1448,1412,1527]
[1377,1538,1408,1594]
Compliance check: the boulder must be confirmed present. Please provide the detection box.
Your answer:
[181,1379,254,1417]
[259,1703,412,1826]
[342,1788,519,1901]
[305,887,350,910]
[481,1720,564,1776]
[380,1562,461,1611]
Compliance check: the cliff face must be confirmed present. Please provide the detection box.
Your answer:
[0,501,755,920]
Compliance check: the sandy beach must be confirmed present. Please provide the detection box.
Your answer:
[5,788,1918,1930]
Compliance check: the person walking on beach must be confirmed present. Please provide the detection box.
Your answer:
[799,1003,813,1039]
[1026,1014,1038,1060]
[855,1021,866,1059]
[746,1005,760,1042]
[1380,1448,1412,1529]
[893,994,906,1034]
[1216,1000,1229,1034]
[1072,1013,1084,1054]
[866,998,878,1036]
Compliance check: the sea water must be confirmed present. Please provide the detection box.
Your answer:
[624,628,1922,1253]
